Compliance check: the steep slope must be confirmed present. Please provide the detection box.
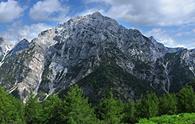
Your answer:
[0,12,194,102]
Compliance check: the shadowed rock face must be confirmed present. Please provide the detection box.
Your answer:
[9,39,29,56]
[0,12,194,102]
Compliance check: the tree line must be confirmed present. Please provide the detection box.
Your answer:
[0,84,195,124]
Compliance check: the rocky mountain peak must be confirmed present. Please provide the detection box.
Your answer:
[58,11,121,34]
[0,12,194,102]
[19,39,29,43]
[9,39,30,55]
[90,11,103,17]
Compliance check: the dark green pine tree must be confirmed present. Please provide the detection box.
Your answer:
[24,95,44,124]
[136,92,159,118]
[98,92,125,124]
[62,85,99,124]
[123,100,136,123]
[159,93,177,115]
[177,85,195,113]
[42,95,64,124]
[0,87,25,124]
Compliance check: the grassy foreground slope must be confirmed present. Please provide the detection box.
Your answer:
[138,113,195,124]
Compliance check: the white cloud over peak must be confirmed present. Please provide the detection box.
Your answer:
[145,28,184,48]
[30,0,69,21]
[0,0,23,23]
[1,22,52,43]
[86,0,195,26]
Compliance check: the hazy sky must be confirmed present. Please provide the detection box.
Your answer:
[0,0,195,49]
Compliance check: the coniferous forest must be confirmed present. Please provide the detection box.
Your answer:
[1,82,195,124]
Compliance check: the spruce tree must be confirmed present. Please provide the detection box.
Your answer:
[123,100,136,123]
[62,85,99,124]
[159,93,177,115]
[24,95,43,124]
[0,87,25,124]
[137,92,159,118]
[177,85,195,113]
[42,95,64,124]
[98,92,125,124]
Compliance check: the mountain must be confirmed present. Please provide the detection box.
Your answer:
[0,12,194,102]
[0,37,14,66]
[9,39,29,56]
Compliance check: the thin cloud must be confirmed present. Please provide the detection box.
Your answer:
[86,0,195,26]
[1,22,52,43]
[0,0,23,23]
[29,0,69,21]
[145,28,184,48]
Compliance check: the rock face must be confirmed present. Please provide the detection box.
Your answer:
[9,39,29,56]
[0,12,195,102]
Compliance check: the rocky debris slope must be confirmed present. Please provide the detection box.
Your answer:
[0,12,194,102]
